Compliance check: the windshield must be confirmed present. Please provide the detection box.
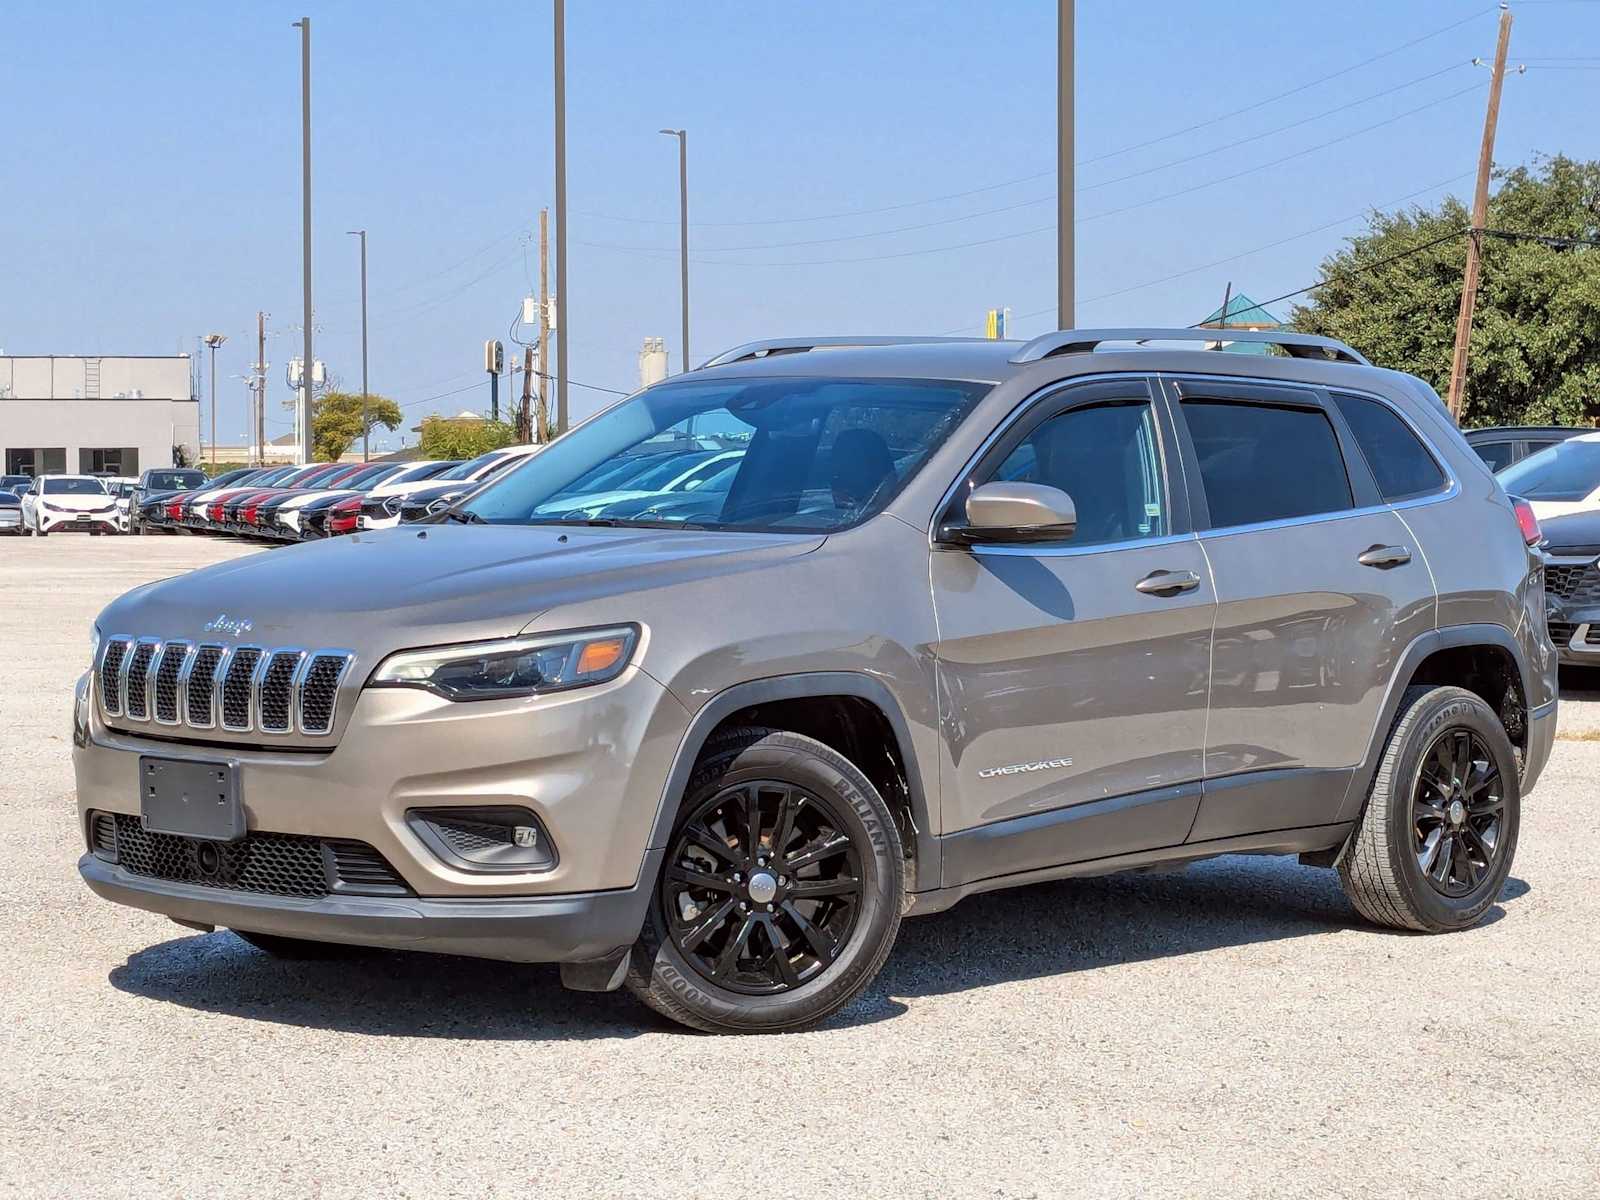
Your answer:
[464,376,988,532]
[1499,438,1600,500]
[145,470,205,491]
[437,450,513,482]
[43,478,107,496]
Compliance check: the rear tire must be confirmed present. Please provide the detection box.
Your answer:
[626,727,904,1033]
[1337,685,1520,933]
[232,930,374,960]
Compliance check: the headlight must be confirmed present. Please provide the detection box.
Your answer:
[89,626,102,669]
[369,626,639,701]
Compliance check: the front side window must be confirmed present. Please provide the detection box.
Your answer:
[986,401,1167,546]
[1333,392,1446,501]
[1183,399,1353,528]
[1473,440,1516,472]
[465,376,988,532]
[1497,437,1600,500]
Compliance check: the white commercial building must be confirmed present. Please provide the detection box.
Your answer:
[0,355,200,477]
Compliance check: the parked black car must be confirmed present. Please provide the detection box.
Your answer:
[129,467,210,534]
[1539,507,1600,666]
[1464,426,1585,472]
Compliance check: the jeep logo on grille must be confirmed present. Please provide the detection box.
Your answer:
[202,613,254,638]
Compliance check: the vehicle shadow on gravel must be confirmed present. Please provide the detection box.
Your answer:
[868,855,1531,1005]
[107,858,1531,1038]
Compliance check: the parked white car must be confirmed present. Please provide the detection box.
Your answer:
[20,475,118,535]
[1497,431,1600,520]
[358,445,543,530]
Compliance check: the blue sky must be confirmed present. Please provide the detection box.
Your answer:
[3,1,1597,451]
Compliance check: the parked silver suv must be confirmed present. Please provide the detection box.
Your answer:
[74,329,1557,1032]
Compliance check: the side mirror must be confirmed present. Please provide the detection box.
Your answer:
[956,481,1077,543]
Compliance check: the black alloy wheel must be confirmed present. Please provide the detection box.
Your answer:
[663,780,864,995]
[1413,728,1506,898]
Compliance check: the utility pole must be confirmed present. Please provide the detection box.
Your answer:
[348,230,369,460]
[659,128,689,372]
[519,346,534,443]
[1447,4,1514,423]
[203,333,226,469]
[292,16,314,464]
[553,0,569,434]
[538,207,550,442]
[255,312,267,467]
[1057,0,1074,329]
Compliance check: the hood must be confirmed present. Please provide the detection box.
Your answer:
[96,524,824,660]
[1541,507,1600,556]
[1527,499,1594,523]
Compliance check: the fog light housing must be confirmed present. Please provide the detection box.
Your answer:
[406,807,557,873]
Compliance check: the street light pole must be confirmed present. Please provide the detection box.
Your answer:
[1057,0,1075,329]
[292,16,314,464]
[553,0,569,434]
[347,230,369,461]
[659,129,689,373]
[203,333,227,469]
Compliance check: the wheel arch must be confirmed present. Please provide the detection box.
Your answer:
[1337,623,1533,823]
[647,672,939,894]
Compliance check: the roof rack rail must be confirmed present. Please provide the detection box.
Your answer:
[1009,327,1369,366]
[700,335,989,369]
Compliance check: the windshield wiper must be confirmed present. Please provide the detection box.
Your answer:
[438,509,486,524]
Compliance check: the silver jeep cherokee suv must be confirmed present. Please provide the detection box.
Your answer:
[74,328,1557,1033]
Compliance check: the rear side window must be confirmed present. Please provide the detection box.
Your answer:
[1182,399,1352,528]
[1333,393,1446,501]
[1473,440,1516,472]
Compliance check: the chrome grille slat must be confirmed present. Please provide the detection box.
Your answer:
[95,639,352,740]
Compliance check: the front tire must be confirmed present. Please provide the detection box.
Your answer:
[1337,685,1520,932]
[626,727,904,1033]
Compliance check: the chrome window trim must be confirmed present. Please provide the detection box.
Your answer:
[1193,483,1461,542]
[968,530,1201,560]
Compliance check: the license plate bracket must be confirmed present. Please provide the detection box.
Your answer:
[139,756,244,841]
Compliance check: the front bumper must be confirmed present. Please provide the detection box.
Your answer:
[79,848,663,962]
[41,509,118,533]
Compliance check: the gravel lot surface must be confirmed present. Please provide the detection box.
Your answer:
[2,536,1597,1199]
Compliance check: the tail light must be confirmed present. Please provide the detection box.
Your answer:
[1511,496,1542,546]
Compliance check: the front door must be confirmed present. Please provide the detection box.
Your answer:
[930,378,1215,886]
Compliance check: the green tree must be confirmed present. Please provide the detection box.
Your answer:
[311,390,403,461]
[1292,155,1600,427]
[418,415,518,460]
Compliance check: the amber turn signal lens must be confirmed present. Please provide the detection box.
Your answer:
[576,637,628,676]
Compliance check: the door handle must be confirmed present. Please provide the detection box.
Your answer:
[1135,569,1201,596]
[1357,544,1412,569]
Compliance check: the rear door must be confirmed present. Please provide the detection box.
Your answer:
[930,377,1216,884]
[1164,377,1436,841]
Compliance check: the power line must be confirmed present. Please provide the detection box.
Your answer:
[581,62,1472,257]
[584,82,1484,270]
[575,8,1495,230]
[963,171,1475,333]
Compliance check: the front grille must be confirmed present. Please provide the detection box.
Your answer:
[186,645,225,726]
[97,636,355,739]
[105,813,407,898]
[100,640,128,716]
[1549,620,1577,647]
[152,643,189,724]
[220,647,263,730]
[258,650,304,733]
[1545,561,1600,605]
[123,641,158,719]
